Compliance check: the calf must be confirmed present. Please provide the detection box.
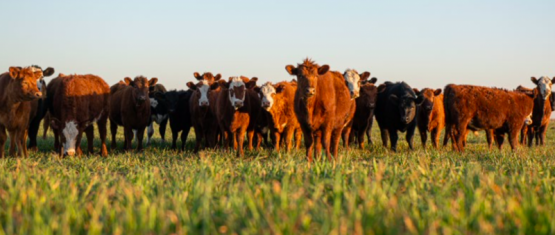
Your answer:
[348,77,378,149]
[414,88,444,148]
[163,90,193,150]
[444,84,536,151]
[215,76,259,157]
[285,59,356,162]
[256,81,302,152]
[146,83,169,145]
[375,82,422,151]
[188,81,221,152]
[340,69,370,150]
[519,76,555,146]
[27,65,55,151]
[0,66,44,157]
[48,75,110,156]
[109,76,158,151]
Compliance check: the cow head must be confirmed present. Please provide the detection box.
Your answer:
[358,77,378,108]
[30,65,54,97]
[7,66,48,101]
[414,88,441,113]
[50,117,81,156]
[194,72,222,84]
[257,82,285,111]
[286,59,329,98]
[219,76,257,110]
[125,76,158,104]
[531,76,555,100]
[187,80,219,108]
[390,85,421,124]
[343,69,370,99]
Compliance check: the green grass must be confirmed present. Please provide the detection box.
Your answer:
[2,123,555,234]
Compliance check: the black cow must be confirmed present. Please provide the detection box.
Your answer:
[166,90,193,150]
[147,83,168,145]
[27,65,55,151]
[375,81,422,151]
[348,77,378,149]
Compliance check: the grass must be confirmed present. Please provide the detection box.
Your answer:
[2,123,555,234]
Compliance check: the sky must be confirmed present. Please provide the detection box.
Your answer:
[1,0,554,91]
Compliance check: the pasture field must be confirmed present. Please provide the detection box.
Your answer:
[2,123,555,235]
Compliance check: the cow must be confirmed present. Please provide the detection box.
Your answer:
[188,80,220,152]
[47,74,110,157]
[414,88,444,149]
[146,83,169,145]
[340,69,370,150]
[444,84,536,151]
[109,76,158,151]
[215,76,259,157]
[27,65,55,151]
[285,59,356,162]
[375,81,422,152]
[256,81,302,152]
[348,77,378,149]
[164,90,193,150]
[0,66,44,157]
[518,76,555,146]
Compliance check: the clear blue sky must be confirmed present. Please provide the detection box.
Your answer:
[1,0,554,90]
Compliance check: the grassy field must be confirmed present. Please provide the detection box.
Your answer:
[2,123,555,234]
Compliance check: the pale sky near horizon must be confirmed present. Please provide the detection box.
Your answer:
[1,0,554,91]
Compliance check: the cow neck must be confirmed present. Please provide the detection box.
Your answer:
[0,81,27,114]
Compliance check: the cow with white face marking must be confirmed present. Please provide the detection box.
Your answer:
[518,79,555,147]
[27,65,55,151]
[48,74,110,157]
[343,69,371,99]
[188,80,220,152]
[146,83,168,145]
[215,76,259,157]
[531,76,555,100]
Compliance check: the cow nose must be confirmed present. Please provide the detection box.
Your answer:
[138,96,146,101]
[200,101,209,107]
[306,88,315,96]
[234,101,243,108]
[351,91,359,99]
[262,101,270,107]
[34,92,42,98]
[65,149,75,156]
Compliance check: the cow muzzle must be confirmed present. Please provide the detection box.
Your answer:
[200,101,209,107]
[305,88,316,97]
[137,95,146,102]
[64,149,75,157]
[350,91,359,99]
[262,101,271,109]
[234,101,243,109]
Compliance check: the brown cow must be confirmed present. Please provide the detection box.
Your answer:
[0,66,44,157]
[215,76,258,157]
[109,76,158,151]
[341,69,371,149]
[518,77,555,146]
[187,80,220,152]
[444,84,536,151]
[256,81,302,152]
[348,77,378,149]
[414,88,444,148]
[48,74,110,157]
[285,59,356,162]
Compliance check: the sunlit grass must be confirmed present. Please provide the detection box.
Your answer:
[1,122,555,234]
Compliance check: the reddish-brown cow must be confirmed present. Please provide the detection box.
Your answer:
[0,66,44,157]
[215,76,259,157]
[444,84,536,151]
[187,80,220,152]
[285,59,355,162]
[48,74,110,157]
[109,76,158,151]
[256,81,302,152]
[414,88,445,148]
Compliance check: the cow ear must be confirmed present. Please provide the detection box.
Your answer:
[434,89,442,96]
[412,88,420,95]
[276,84,285,93]
[389,94,398,104]
[9,67,21,79]
[368,77,377,84]
[42,67,55,77]
[149,77,158,86]
[124,77,132,85]
[214,73,222,81]
[415,95,424,105]
[285,65,297,75]
[318,65,330,75]
[210,82,220,90]
[377,84,387,93]
[290,79,297,84]
[531,77,539,85]
[360,72,371,81]
[186,81,197,90]
[552,77,555,84]
[218,79,230,89]
[246,77,258,89]
[194,72,202,80]
[253,87,261,94]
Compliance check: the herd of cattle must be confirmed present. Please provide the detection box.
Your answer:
[1,59,554,162]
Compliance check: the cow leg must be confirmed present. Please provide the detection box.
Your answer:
[255,131,263,150]
[123,127,133,151]
[236,129,247,157]
[85,125,94,155]
[388,129,399,152]
[273,130,281,152]
[485,129,494,149]
[453,122,468,152]
[495,130,505,150]
[536,129,541,146]
[110,121,118,150]
[431,128,440,149]
[341,127,351,151]
[356,129,365,149]
[247,129,255,151]
[193,126,203,153]
[443,124,451,147]
[42,113,50,140]
[136,127,145,151]
[159,118,168,144]
[508,127,520,150]
[418,128,427,149]
[520,126,526,145]
[97,118,108,157]
[171,127,179,150]
[314,131,323,160]
[52,126,61,154]
[27,117,40,151]
[526,128,534,147]
[8,130,17,157]
[540,125,547,146]
[0,125,6,158]
[303,129,314,162]
[146,122,154,146]
[75,132,84,157]
[366,125,373,147]
[379,126,389,149]
[406,125,416,150]
[181,125,191,151]
[330,129,342,161]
